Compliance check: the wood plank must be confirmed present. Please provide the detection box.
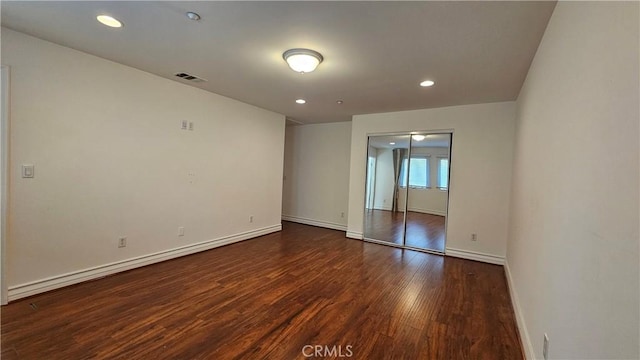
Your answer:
[1,222,522,359]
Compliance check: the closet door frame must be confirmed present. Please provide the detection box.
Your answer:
[362,130,453,256]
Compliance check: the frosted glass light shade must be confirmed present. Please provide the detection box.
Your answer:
[97,15,122,28]
[283,49,323,73]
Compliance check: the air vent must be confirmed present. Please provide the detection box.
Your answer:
[174,72,207,83]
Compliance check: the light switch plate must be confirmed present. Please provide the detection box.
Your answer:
[22,164,34,178]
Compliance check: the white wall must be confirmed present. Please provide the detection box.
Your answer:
[365,145,377,209]
[2,29,286,299]
[347,102,516,264]
[506,2,639,359]
[371,148,394,210]
[282,122,351,230]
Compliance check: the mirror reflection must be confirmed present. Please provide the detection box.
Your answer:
[403,134,450,252]
[363,133,451,253]
[364,135,409,245]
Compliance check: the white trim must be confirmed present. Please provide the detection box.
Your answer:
[346,231,363,240]
[407,207,447,217]
[370,205,392,211]
[505,260,534,360]
[0,66,9,305]
[445,247,505,265]
[281,215,347,231]
[7,224,281,301]
[367,207,445,216]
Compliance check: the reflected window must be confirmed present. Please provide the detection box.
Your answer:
[399,157,430,188]
[438,158,449,190]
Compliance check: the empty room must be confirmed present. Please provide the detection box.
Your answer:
[0,1,638,359]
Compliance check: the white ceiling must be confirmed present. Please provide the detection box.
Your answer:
[1,1,556,125]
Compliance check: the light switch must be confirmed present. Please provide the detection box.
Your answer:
[22,164,34,178]
[181,120,188,130]
[188,121,194,131]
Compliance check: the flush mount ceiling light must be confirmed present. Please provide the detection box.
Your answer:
[96,15,122,28]
[389,142,396,145]
[295,99,306,104]
[283,48,323,73]
[186,12,201,21]
[420,80,435,87]
[412,135,426,141]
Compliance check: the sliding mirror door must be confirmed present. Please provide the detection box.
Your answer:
[363,135,410,246]
[363,132,452,254]
[403,134,451,253]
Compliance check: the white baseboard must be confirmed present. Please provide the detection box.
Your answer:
[346,231,363,240]
[407,207,447,217]
[7,224,282,302]
[505,260,534,360]
[281,215,347,231]
[370,205,392,211]
[367,207,446,217]
[445,247,505,265]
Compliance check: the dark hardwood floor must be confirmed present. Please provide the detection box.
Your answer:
[1,222,522,359]
[364,209,446,252]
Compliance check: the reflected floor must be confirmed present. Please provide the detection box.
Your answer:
[364,209,445,252]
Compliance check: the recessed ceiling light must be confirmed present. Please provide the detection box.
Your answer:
[295,99,306,104]
[420,80,435,87]
[336,100,344,105]
[96,15,122,28]
[186,12,201,21]
[283,48,323,73]
[389,142,396,145]
[412,135,426,141]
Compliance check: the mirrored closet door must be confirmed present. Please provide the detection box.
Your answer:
[363,135,410,246]
[363,133,451,254]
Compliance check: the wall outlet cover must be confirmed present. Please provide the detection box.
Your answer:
[22,164,34,178]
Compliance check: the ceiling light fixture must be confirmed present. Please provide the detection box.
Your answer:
[186,12,201,21]
[389,142,396,145]
[412,135,426,141]
[96,15,122,28]
[283,48,323,73]
[336,100,344,105]
[420,80,435,87]
[295,99,306,104]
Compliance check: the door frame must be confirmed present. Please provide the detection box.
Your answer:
[1,65,9,305]
[362,130,453,256]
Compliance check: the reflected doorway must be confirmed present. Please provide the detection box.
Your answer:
[363,132,451,254]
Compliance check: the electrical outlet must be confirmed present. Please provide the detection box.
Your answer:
[543,333,549,360]
[22,164,35,178]
[341,212,345,218]
[178,227,185,237]
[118,237,127,248]
[471,233,477,241]
[249,216,253,223]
